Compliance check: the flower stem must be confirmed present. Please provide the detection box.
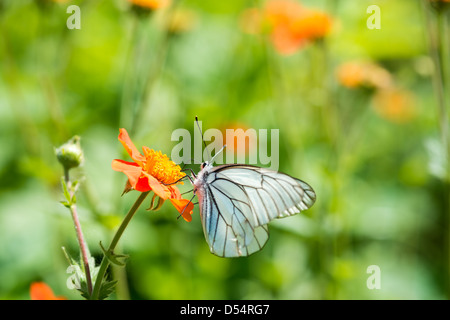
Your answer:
[64,169,93,297]
[424,1,450,298]
[91,191,150,300]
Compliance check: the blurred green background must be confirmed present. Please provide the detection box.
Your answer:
[1,0,449,299]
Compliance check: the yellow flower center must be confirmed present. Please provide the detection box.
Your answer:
[143,147,185,185]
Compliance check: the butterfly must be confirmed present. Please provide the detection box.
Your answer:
[185,118,316,258]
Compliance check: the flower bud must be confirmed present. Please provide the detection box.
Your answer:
[55,136,84,171]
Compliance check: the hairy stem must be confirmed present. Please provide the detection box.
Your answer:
[64,169,93,297]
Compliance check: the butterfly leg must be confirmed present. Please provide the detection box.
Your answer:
[181,168,197,179]
[181,189,194,195]
[162,175,193,186]
[176,194,197,220]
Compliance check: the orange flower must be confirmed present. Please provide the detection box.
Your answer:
[220,123,257,157]
[372,88,416,123]
[30,282,66,300]
[265,0,304,26]
[290,9,332,41]
[112,129,194,222]
[128,0,171,10]
[336,61,392,89]
[242,0,332,55]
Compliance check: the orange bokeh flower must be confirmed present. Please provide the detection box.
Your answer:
[290,9,332,41]
[372,88,416,124]
[220,123,257,157]
[242,0,332,55]
[128,0,171,10]
[264,0,304,26]
[30,282,66,300]
[336,61,392,89]
[112,128,194,222]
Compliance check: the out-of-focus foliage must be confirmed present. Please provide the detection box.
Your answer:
[0,0,449,300]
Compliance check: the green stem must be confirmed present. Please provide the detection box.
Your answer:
[424,3,449,163]
[436,10,449,160]
[424,0,450,298]
[91,191,150,300]
[437,6,450,300]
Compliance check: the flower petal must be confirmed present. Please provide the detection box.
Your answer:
[112,159,143,189]
[134,175,152,192]
[169,198,194,222]
[141,171,171,199]
[168,185,182,199]
[168,186,194,222]
[118,128,146,166]
[271,25,305,55]
[30,282,66,300]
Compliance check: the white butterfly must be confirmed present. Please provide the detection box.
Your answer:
[188,120,316,258]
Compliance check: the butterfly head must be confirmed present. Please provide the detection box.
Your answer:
[200,161,214,171]
[193,161,212,194]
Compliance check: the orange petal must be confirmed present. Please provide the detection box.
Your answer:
[142,171,171,199]
[134,175,152,192]
[112,159,143,189]
[168,185,182,199]
[30,282,66,300]
[169,198,194,222]
[118,128,146,166]
[271,25,305,55]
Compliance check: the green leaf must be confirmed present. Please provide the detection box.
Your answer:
[62,247,100,300]
[99,241,129,267]
[61,177,71,203]
[98,280,118,300]
[72,179,79,190]
[62,246,77,265]
[60,201,71,208]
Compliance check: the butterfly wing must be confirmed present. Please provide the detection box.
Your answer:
[200,176,269,257]
[198,164,316,257]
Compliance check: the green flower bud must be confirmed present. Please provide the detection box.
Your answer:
[55,136,84,171]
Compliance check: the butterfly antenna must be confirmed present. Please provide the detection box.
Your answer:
[195,116,211,162]
[210,144,226,164]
